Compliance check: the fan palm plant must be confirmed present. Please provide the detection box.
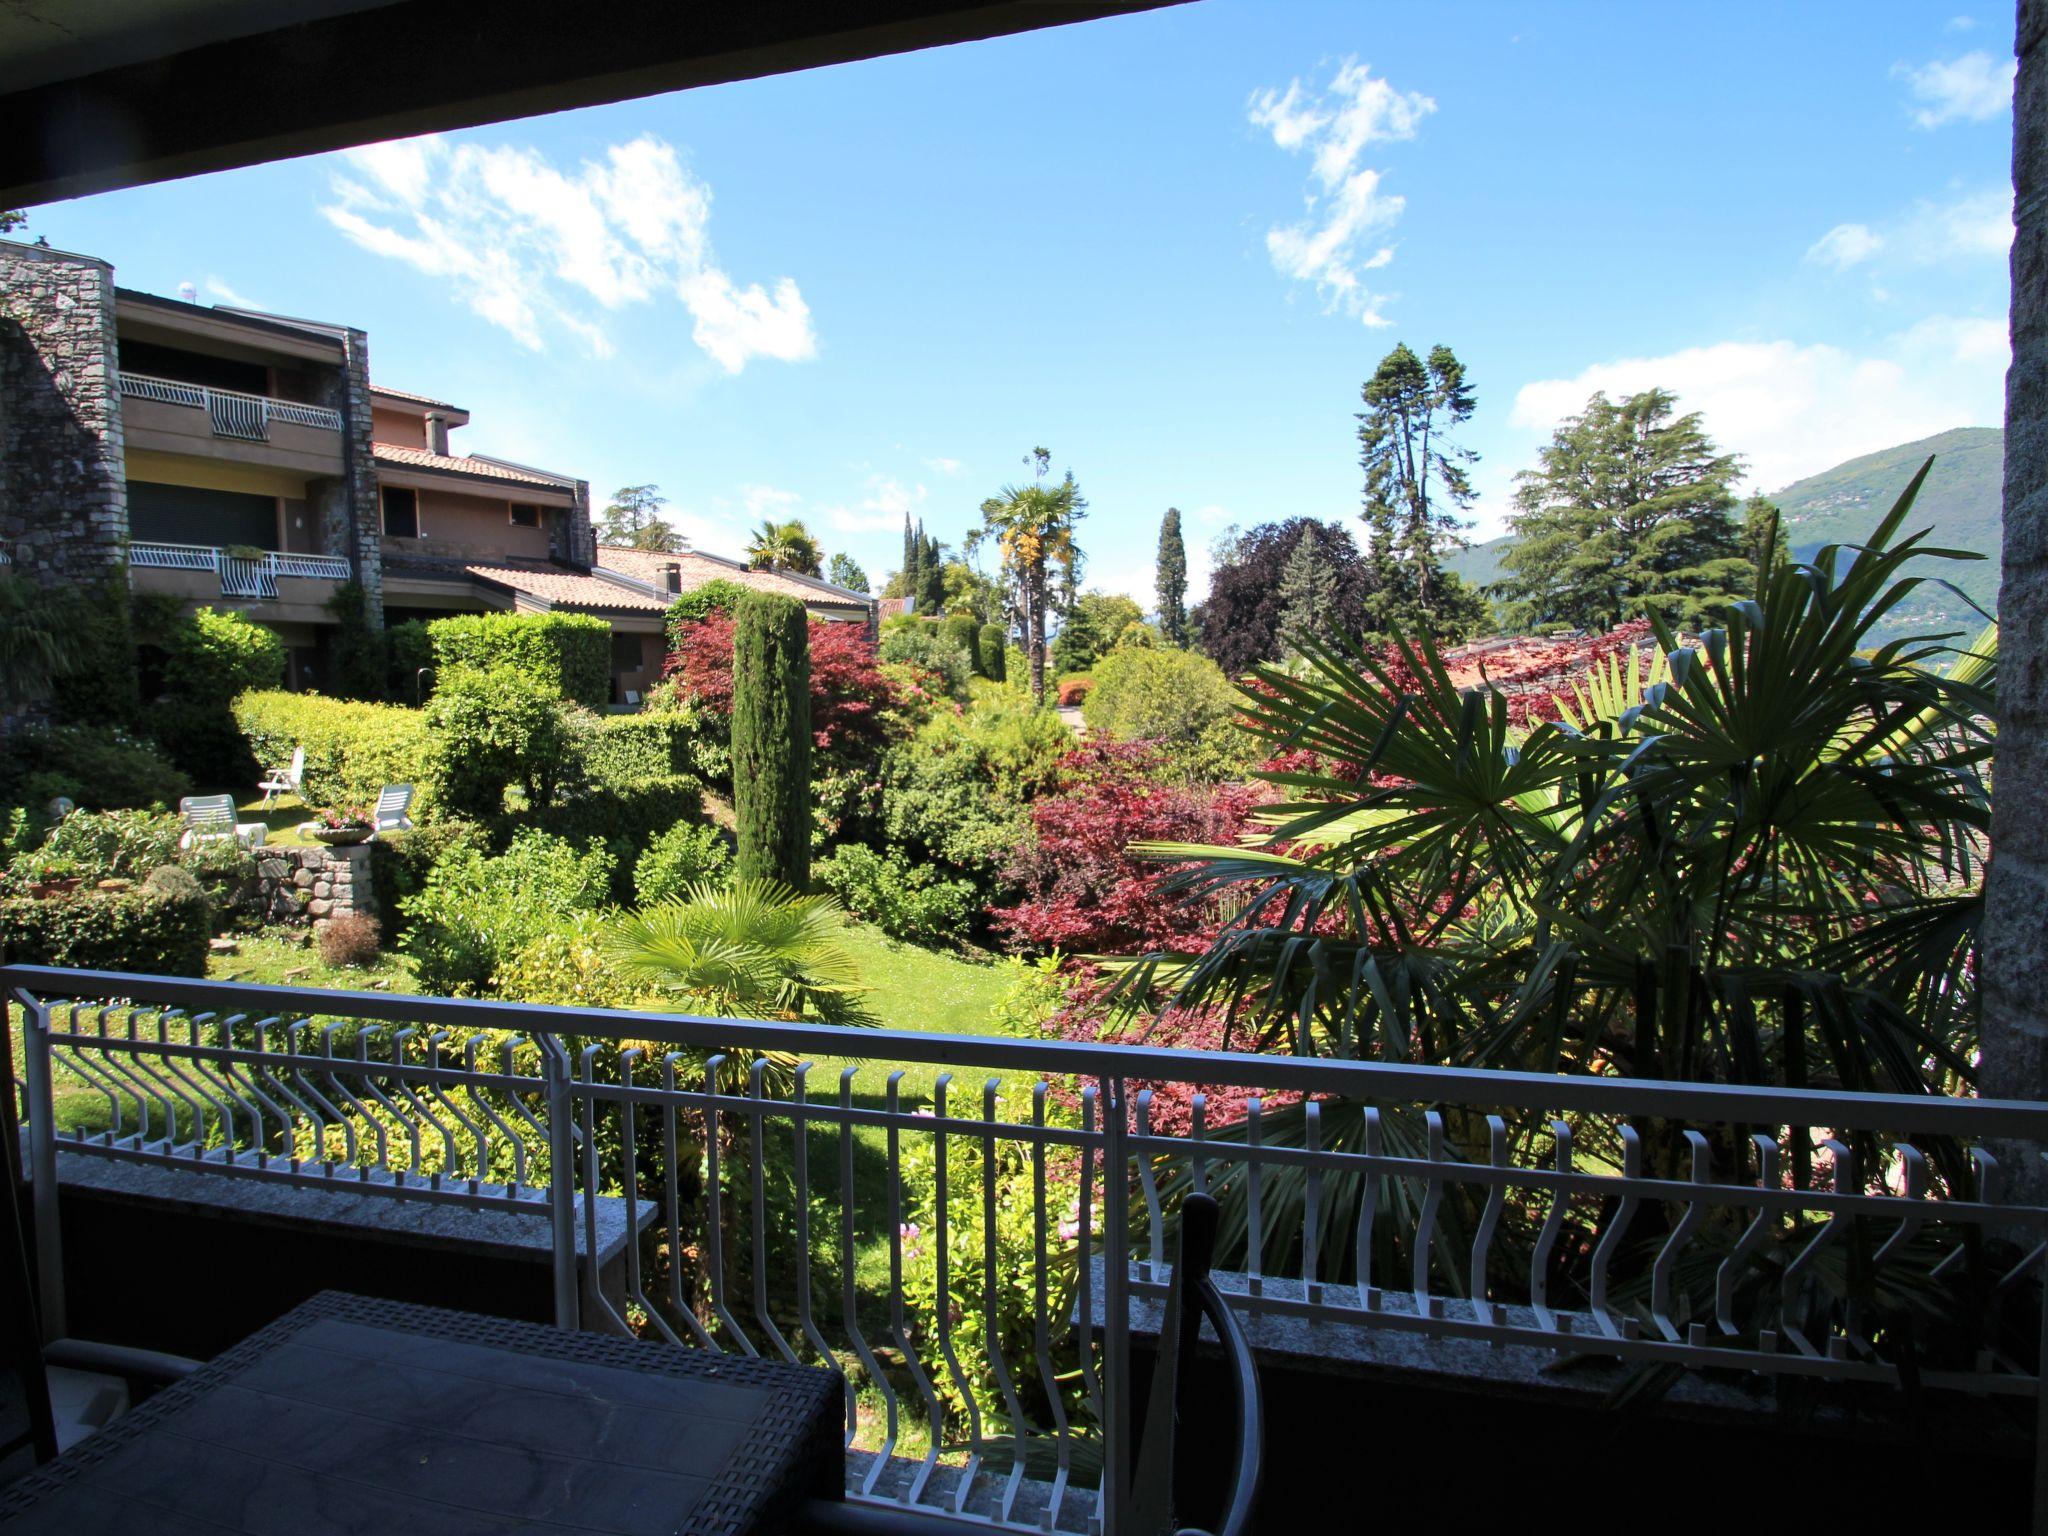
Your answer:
[743,519,823,577]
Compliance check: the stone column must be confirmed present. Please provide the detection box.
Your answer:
[309,323,383,622]
[1982,0,2048,1194]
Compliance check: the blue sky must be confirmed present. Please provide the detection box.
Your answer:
[21,0,2015,607]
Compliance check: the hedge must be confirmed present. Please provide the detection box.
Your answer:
[232,691,436,812]
[427,612,611,709]
[582,714,698,782]
[0,865,212,976]
[0,725,191,812]
[731,591,811,889]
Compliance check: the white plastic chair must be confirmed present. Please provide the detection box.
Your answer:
[372,784,415,837]
[257,746,304,807]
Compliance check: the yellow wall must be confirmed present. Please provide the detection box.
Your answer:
[125,449,310,499]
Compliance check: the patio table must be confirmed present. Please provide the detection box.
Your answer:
[0,1290,844,1535]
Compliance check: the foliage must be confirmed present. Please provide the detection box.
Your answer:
[234,690,435,812]
[1498,386,1752,632]
[153,606,287,782]
[1275,535,1339,660]
[1050,591,1143,676]
[731,592,812,889]
[316,913,382,967]
[943,611,984,674]
[10,808,180,882]
[424,664,583,821]
[494,911,635,1007]
[880,623,974,699]
[600,484,681,551]
[0,568,95,714]
[0,724,191,812]
[1356,341,1483,641]
[50,572,143,730]
[826,552,870,593]
[605,878,872,1023]
[745,518,823,576]
[1194,519,1373,672]
[0,864,212,977]
[814,843,977,944]
[368,820,485,943]
[385,620,435,703]
[1156,506,1189,647]
[325,581,387,700]
[401,829,615,995]
[978,623,1008,683]
[427,611,612,710]
[1082,646,1258,781]
[635,822,733,905]
[979,447,1086,700]
[665,579,751,638]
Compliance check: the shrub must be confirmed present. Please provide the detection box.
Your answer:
[179,835,264,930]
[978,623,1008,683]
[369,820,486,942]
[582,713,699,781]
[879,698,1069,900]
[427,612,611,709]
[233,691,435,811]
[667,614,903,775]
[424,665,582,821]
[46,572,141,729]
[401,829,615,995]
[326,582,387,700]
[386,620,435,703]
[1083,645,1259,781]
[153,606,286,782]
[730,592,811,889]
[0,863,212,976]
[1055,677,1093,708]
[814,843,976,945]
[664,579,751,641]
[635,822,732,905]
[10,808,181,882]
[535,774,703,895]
[316,912,382,968]
[494,912,633,1007]
[942,613,984,675]
[0,725,190,812]
[879,624,973,700]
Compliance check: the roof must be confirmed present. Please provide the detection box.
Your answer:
[462,561,668,614]
[371,384,464,412]
[596,545,874,609]
[372,441,573,490]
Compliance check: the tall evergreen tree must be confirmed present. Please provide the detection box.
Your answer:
[1275,533,1340,659]
[1155,506,1189,646]
[1357,342,1479,639]
[1743,494,1791,588]
[1498,388,1751,631]
[600,485,681,550]
[902,512,916,591]
[730,592,812,890]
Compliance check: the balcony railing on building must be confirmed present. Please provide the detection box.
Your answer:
[119,371,343,441]
[7,964,2048,1532]
[129,541,350,599]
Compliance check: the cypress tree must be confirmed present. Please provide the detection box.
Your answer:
[731,591,812,890]
[1156,507,1188,646]
[978,622,1007,682]
[902,513,916,592]
[944,611,983,674]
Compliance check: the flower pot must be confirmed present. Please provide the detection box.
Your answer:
[312,826,371,846]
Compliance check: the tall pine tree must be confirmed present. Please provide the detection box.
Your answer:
[1357,343,1484,642]
[1155,507,1189,646]
[1498,388,1751,631]
[1275,533,1339,659]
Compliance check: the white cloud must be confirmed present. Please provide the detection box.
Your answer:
[1946,14,1978,30]
[1805,223,1885,269]
[204,277,265,309]
[739,484,804,520]
[320,133,815,372]
[923,456,964,476]
[1508,318,2008,496]
[817,472,928,535]
[1898,51,2015,127]
[1249,58,1434,325]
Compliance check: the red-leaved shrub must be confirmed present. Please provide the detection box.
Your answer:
[1056,677,1093,708]
[665,614,907,767]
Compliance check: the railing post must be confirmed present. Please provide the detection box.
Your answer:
[1100,1073,1131,1536]
[538,1032,578,1331]
[17,992,64,1341]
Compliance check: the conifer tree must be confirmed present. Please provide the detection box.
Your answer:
[1275,533,1340,659]
[1156,507,1189,646]
[1357,342,1480,640]
[731,592,811,889]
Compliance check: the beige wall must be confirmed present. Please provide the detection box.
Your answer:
[381,486,555,561]
[371,405,426,448]
[123,393,345,478]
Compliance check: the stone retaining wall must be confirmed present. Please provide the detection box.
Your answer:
[255,843,377,927]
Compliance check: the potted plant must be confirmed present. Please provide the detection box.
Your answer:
[311,806,373,846]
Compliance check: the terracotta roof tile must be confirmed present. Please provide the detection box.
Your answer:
[372,441,569,489]
[464,561,668,612]
[595,545,872,608]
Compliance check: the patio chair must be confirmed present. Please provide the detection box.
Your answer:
[257,746,304,807]
[177,795,266,851]
[371,784,415,837]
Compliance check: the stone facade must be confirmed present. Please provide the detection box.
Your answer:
[1982,0,2048,1195]
[255,843,378,927]
[0,243,127,586]
[308,324,384,623]
[567,479,597,568]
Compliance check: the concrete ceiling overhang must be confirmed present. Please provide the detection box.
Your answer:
[0,0,1182,208]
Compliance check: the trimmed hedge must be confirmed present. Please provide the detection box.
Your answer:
[232,691,436,812]
[943,613,983,675]
[978,623,1008,683]
[427,612,611,709]
[0,864,212,976]
[731,591,811,889]
[582,714,698,782]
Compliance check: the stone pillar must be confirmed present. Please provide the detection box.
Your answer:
[0,241,127,586]
[567,478,596,568]
[1982,0,2048,1193]
[309,324,383,622]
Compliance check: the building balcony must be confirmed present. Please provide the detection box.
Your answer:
[129,540,351,615]
[119,371,346,477]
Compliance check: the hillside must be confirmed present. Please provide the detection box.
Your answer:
[1444,426,2003,642]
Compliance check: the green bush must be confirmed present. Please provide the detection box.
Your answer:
[233,691,436,811]
[813,843,976,945]
[0,725,191,812]
[326,582,387,701]
[385,620,435,703]
[634,822,733,905]
[0,863,212,977]
[1082,645,1258,780]
[493,912,634,1008]
[427,612,611,709]
[369,820,486,943]
[582,713,698,782]
[943,613,984,676]
[151,606,287,782]
[401,829,615,995]
[664,579,751,641]
[879,624,973,699]
[731,592,811,889]
[640,689,730,784]
[978,623,1008,683]
[879,696,1070,898]
[48,572,141,729]
[535,774,703,896]
[423,665,583,821]
[10,808,181,882]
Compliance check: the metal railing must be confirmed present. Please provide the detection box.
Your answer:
[118,371,343,440]
[129,542,349,598]
[8,965,2048,1532]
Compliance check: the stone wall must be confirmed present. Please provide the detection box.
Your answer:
[308,325,383,623]
[1982,0,2048,1196]
[255,843,378,927]
[0,242,127,586]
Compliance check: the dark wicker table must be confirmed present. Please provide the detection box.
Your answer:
[0,1290,844,1535]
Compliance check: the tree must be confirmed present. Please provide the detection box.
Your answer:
[0,211,25,235]
[730,592,812,889]
[1195,519,1372,672]
[826,552,870,592]
[1357,343,1479,639]
[977,622,1008,682]
[1744,494,1791,587]
[1275,533,1339,660]
[1498,388,1752,631]
[1051,591,1142,676]
[745,519,823,577]
[1156,507,1189,646]
[913,524,948,614]
[600,485,681,551]
[979,447,1086,700]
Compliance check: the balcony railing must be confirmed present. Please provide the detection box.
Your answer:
[129,541,349,600]
[8,965,2048,1530]
[119,370,343,440]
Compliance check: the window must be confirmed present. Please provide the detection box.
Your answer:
[381,485,419,538]
[509,503,540,528]
[611,630,644,672]
[127,481,277,548]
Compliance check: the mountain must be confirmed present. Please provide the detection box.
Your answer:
[1443,426,2004,642]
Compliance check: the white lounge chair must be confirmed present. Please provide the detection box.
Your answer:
[372,784,415,837]
[179,795,266,851]
[257,747,304,807]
